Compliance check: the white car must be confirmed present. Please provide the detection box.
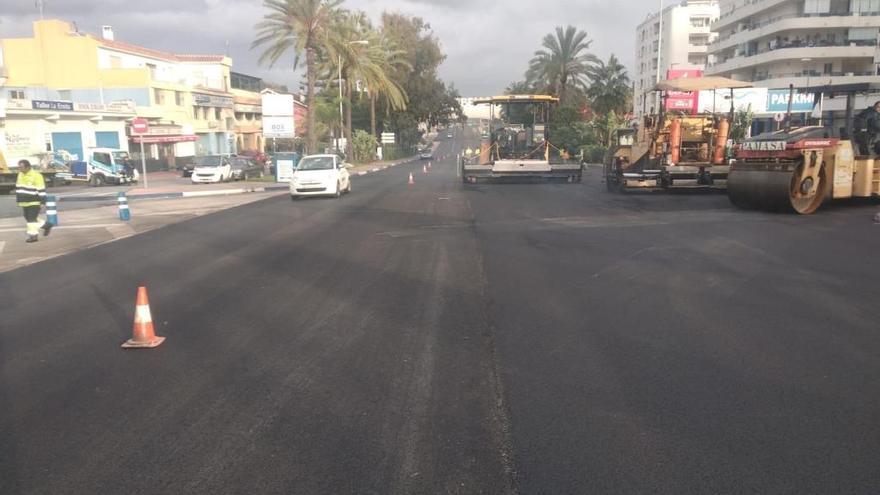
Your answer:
[290,154,352,199]
[191,155,233,183]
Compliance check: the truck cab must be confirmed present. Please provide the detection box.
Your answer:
[71,148,137,186]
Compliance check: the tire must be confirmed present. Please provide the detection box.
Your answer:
[91,174,106,187]
[291,194,298,201]
[345,180,352,194]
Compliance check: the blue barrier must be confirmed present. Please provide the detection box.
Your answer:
[46,195,59,226]
[117,192,131,221]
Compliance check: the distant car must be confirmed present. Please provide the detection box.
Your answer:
[191,155,233,183]
[230,156,264,180]
[447,132,453,138]
[420,148,434,160]
[290,154,351,199]
[238,149,268,166]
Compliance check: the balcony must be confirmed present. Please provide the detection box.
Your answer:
[713,0,792,32]
[710,12,880,54]
[707,42,877,75]
[755,72,878,89]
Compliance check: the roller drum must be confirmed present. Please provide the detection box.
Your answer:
[728,161,828,214]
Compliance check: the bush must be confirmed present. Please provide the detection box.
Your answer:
[581,145,607,164]
[351,130,378,163]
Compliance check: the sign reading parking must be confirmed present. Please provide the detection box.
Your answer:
[767,90,815,113]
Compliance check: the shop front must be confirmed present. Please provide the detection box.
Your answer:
[127,124,197,171]
[2,98,135,167]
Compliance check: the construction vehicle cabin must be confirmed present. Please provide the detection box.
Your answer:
[729,83,880,215]
[461,95,583,183]
[605,76,752,192]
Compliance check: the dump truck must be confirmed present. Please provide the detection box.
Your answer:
[460,95,583,182]
[605,76,752,192]
[728,84,880,214]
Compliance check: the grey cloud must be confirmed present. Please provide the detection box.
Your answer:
[2,0,661,96]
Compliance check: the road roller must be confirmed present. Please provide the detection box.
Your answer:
[605,76,752,193]
[729,85,880,214]
[728,127,880,214]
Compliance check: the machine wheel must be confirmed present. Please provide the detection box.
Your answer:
[90,174,106,187]
[728,161,829,214]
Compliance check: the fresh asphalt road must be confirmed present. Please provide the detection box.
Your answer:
[2,133,880,494]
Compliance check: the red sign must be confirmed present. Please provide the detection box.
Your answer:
[665,69,702,115]
[131,118,149,134]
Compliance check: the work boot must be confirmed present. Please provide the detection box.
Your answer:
[42,222,53,237]
[26,235,39,243]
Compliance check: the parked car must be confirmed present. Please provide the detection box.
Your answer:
[420,148,434,160]
[238,149,269,167]
[191,155,233,183]
[230,156,264,180]
[290,154,351,199]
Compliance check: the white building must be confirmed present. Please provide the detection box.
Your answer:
[634,0,721,116]
[706,0,880,132]
[457,97,493,121]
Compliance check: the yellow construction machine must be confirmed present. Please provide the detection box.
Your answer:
[728,84,880,214]
[605,77,752,192]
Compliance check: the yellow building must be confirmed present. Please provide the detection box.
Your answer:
[0,20,253,170]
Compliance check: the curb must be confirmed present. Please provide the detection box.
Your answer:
[51,157,418,203]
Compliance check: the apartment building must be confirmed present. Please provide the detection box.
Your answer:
[707,0,880,130]
[0,20,237,170]
[634,0,721,116]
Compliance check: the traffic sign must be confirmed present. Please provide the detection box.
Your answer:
[381,132,395,144]
[131,118,149,134]
[774,112,786,123]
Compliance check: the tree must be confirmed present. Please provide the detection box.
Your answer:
[252,0,343,154]
[730,108,755,141]
[526,26,598,105]
[586,55,631,116]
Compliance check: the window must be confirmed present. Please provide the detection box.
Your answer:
[689,34,710,46]
[9,89,25,100]
[824,63,833,74]
[153,88,165,105]
[193,106,200,119]
[653,40,659,52]
[215,108,222,121]
[690,16,710,28]
[805,0,832,14]
[175,91,184,106]
[688,54,707,65]
[58,90,71,101]
[110,55,122,69]
[146,63,157,79]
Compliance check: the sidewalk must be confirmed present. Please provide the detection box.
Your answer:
[0,192,278,273]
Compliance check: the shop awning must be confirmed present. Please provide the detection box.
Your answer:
[131,135,198,144]
[654,77,752,92]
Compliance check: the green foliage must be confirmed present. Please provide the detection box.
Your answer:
[526,26,599,105]
[351,130,377,163]
[730,108,754,141]
[586,55,631,116]
[581,144,607,164]
[549,106,585,155]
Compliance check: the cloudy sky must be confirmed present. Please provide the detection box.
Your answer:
[1,0,660,96]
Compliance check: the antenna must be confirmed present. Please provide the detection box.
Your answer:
[36,0,45,20]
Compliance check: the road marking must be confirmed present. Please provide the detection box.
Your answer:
[0,241,5,254]
[105,223,137,239]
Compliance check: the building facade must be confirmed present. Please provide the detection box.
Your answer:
[0,20,239,170]
[634,0,721,116]
[231,72,264,153]
[706,0,880,132]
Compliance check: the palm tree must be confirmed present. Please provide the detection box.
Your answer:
[364,30,410,138]
[252,0,343,154]
[526,26,598,104]
[586,55,631,116]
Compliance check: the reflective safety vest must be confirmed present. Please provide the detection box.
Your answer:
[16,169,47,207]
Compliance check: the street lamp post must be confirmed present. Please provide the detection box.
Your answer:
[338,40,369,156]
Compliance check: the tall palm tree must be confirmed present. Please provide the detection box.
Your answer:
[252,0,343,154]
[526,26,598,104]
[364,31,410,138]
[586,55,631,116]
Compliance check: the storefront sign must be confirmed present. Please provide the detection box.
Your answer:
[263,116,295,138]
[262,93,294,116]
[6,132,34,157]
[767,89,816,113]
[32,100,74,111]
[664,69,702,115]
[131,135,198,144]
[698,88,768,114]
[193,93,234,108]
[234,103,262,113]
[74,101,136,113]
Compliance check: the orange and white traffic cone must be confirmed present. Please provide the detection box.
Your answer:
[422,164,428,174]
[428,161,432,170]
[122,286,166,349]
[408,172,414,185]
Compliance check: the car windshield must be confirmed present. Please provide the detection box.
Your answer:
[194,156,222,167]
[297,157,335,171]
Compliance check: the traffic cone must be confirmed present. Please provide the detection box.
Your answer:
[428,161,432,170]
[408,172,414,185]
[422,164,427,174]
[122,286,166,349]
